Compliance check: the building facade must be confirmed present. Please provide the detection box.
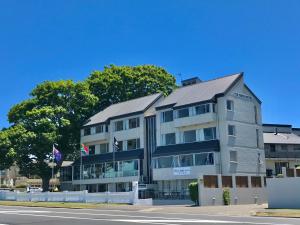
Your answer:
[61,73,266,198]
[263,124,300,177]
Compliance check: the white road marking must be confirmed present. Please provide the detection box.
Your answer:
[0,210,293,225]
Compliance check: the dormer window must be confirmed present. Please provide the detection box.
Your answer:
[177,108,189,118]
[161,110,173,123]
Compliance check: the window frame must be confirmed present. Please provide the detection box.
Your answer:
[183,130,197,143]
[177,108,189,118]
[114,120,124,131]
[228,125,236,137]
[226,100,234,111]
[161,110,174,123]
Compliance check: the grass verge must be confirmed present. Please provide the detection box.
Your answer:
[0,200,128,209]
[255,210,300,218]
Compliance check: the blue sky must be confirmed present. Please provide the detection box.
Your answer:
[0,0,300,129]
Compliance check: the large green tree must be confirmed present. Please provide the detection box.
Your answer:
[87,65,176,112]
[6,81,98,191]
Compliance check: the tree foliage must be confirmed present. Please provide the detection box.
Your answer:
[87,65,176,112]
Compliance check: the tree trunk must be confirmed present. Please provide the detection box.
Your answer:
[42,176,50,192]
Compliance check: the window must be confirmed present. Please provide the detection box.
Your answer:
[100,143,108,154]
[294,145,300,151]
[281,144,288,151]
[127,139,140,150]
[95,125,104,133]
[228,125,236,136]
[129,117,140,129]
[154,156,173,168]
[254,106,258,124]
[89,145,95,155]
[177,108,189,118]
[204,175,218,188]
[195,153,214,165]
[230,151,237,163]
[270,144,276,152]
[195,104,210,115]
[115,121,124,131]
[222,176,233,188]
[204,127,216,140]
[226,100,234,111]
[84,127,91,136]
[161,110,173,123]
[179,154,193,167]
[256,129,260,148]
[251,176,262,188]
[95,164,104,178]
[164,133,176,145]
[236,176,248,188]
[183,130,196,143]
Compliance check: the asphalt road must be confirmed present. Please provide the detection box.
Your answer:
[0,205,299,225]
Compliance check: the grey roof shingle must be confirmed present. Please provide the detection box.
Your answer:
[263,133,300,144]
[84,93,162,126]
[156,73,242,109]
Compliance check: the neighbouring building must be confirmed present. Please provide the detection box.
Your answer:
[60,73,266,201]
[263,124,300,177]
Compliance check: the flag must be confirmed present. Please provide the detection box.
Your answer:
[81,143,89,156]
[52,145,62,163]
[113,137,119,152]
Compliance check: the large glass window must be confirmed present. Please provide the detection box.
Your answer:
[155,156,173,168]
[177,108,189,118]
[95,125,104,133]
[129,117,140,129]
[161,110,173,123]
[115,121,124,131]
[195,104,210,115]
[164,133,176,145]
[179,154,193,167]
[270,144,276,152]
[99,143,108,154]
[183,130,196,143]
[95,163,104,178]
[195,153,214,165]
[127,138,140,150]
[204,127,216,140]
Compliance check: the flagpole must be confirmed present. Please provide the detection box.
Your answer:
[52,145,54,192]
[80,152,82,192]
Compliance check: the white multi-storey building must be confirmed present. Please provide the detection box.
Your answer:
[60,73,266,198]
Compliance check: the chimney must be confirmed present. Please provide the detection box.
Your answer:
[181,77,202,86]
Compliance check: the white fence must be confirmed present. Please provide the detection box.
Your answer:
[0,190,136,204]
[267,177,300,209]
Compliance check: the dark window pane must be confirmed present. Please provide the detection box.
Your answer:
[89,145,95,155]
[95,125,104,133]
[204,127,216,140]
[183,130,196,143]
[165,133,176,145]
[84,128,91,136]
[195,104,210,115]
[129,117,140,129]
[177,108,189,118]
[115,121,124,131]
[162,110,173,122]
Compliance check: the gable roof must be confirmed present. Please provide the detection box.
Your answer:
[84,93,162,126]
[156,73,243,110]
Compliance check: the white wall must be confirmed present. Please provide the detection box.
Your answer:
[267,177,300,209]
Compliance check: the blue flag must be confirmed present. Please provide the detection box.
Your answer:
[53,145,62,163]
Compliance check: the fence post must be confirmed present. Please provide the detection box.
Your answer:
[132,181,138,205]
[197,175,204,206]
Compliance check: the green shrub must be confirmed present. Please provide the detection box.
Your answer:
[276,174,284,178]
[223,189,230,205]
[15,184,27,188]
[0,184,9,188]
[188,182,198,205]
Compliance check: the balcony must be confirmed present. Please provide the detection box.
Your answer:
[265,151,300,159]
[81,132,109,143]
[174,113,216,128]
